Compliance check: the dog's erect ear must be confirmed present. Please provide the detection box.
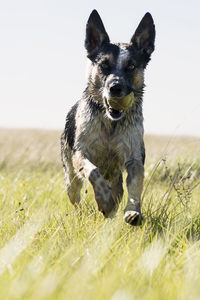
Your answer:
[85,10,110,59]
[131,13,155,56]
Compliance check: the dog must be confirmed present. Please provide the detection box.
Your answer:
[61,9,155,225]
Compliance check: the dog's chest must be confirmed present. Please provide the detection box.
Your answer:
[77,118,134,180]
[88,138,124,181]
[90,137,123,180]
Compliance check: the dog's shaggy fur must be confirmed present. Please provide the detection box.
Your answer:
[61,10,155,225]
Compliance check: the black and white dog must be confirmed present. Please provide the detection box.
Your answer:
[61,10,155,225]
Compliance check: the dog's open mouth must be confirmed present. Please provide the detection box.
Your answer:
[105,98,123,120]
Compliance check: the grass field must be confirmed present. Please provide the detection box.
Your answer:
[0,128,200,300]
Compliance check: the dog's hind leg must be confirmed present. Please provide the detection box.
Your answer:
[110,172,124,207]
[65,161,83,206]
[124,159,144,226]
[61,147,83,206]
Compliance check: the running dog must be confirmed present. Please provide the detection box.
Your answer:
[61,10,155,225]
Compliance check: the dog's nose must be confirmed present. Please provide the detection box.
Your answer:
[109,83,122,97]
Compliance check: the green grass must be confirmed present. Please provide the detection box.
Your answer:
[0,129,200,300]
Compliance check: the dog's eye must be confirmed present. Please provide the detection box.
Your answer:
[100,61,110,71]
[127,64,135,70]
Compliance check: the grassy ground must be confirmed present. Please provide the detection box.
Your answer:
[0,129,200,300]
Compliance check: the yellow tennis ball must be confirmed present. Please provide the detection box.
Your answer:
[108,92,134,111]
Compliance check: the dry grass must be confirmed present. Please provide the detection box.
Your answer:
[145,134,200,163]
[0,128,61,170]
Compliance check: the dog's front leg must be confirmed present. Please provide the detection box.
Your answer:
[72,151,117,217]
[124,158,144,225]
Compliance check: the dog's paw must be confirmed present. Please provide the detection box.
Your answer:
[96,190,117,218]
[124,210,143,226]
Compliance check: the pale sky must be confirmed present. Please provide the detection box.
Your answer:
[0,0,200,136]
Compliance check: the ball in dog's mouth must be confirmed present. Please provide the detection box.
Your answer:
[105,98,123,119]
[108,92,134,111]
[105,92,134,119]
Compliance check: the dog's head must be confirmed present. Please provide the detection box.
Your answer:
[85,10,155,121]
